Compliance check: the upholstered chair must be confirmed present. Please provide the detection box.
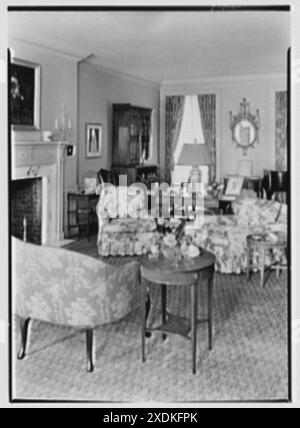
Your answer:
[12,237,140,372]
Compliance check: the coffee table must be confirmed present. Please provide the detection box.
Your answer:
[246,232,287,288]
[140,251,215,374]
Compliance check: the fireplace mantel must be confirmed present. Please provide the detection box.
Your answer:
[12,140,68,245]
[12,140,68,170]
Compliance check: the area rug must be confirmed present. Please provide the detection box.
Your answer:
[12,249,289,403]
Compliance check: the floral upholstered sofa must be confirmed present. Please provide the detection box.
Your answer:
[97,185,159,256]
[186,198,287,274]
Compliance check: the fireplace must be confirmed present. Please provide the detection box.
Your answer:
[11,178,43,244]
[12,140,67,245]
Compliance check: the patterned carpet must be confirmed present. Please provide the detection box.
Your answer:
[12,237,289,402]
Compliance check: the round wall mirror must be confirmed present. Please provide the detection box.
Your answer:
[230,98,260,156]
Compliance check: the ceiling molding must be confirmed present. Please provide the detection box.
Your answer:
[9,36,91,62]
[9,36,160,87]
[84,57,161,88]
[161,72,287,87]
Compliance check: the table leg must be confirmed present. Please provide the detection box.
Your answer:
[260,248,266,288]
[191,281,198,375]
[208,273,214,351]
[145,291,152,339]
[141,277,147,363]
[161,284,167,341]
[67,195,71,239]
[276,267,280,278]
[247,243,251,281]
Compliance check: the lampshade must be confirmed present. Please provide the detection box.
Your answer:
[178,144,211,166]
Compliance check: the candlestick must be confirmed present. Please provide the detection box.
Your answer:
[23,216,27,242]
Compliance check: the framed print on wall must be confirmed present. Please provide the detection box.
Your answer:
[10,58,41,130]
[86,123,103,158]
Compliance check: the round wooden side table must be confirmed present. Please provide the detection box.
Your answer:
[140,251,215,374]
[246,233,287,288]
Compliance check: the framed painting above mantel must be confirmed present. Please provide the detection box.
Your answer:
[10,58,41,130]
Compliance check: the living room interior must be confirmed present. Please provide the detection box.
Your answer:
[9,9,290,402]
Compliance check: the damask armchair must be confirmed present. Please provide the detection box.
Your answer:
[12,237,140,372]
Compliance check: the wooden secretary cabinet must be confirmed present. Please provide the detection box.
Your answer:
[112,103,156,185]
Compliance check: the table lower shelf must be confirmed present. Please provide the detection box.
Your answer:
[146,312,209,340]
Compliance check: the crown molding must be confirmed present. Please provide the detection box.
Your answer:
[9,35,160,87]
[9,36,91,62]
[84,57,160,88]
[161,71,287,87]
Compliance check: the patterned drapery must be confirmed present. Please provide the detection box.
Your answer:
[198,94,217,182]
[165,96,185,184]
[275,91,287,171]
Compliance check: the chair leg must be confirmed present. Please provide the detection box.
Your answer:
[141,277,147,363]
[208,274,214,351]
[260,249,266,288]
[161,284,167,341]
[145,290,152,339]
[191,282,198,375]
[17,318,30,360]
[86,329,94,373]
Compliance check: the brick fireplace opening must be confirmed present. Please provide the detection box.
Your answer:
[11,177,43,245]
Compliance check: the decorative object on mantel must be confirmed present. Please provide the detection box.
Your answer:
[229,98,260,156]
[42,131,53,142]
[10,58,41,130]
[86,123,103,159]
[54,103,72,141]
[26,166,40,178]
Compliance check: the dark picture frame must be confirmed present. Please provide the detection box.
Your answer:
[10,58,41,130]
[86,123,102,158]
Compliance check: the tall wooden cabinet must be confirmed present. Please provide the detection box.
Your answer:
[112,103,156,185]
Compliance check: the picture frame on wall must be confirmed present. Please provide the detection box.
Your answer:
[10,58,41,130]
[86,123,103,158]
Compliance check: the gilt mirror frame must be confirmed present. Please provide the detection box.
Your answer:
[229,98,260,156]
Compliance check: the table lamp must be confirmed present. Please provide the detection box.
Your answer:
[178,143,212,184]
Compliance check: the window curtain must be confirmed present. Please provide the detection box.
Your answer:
[275,91,287,171]
[198,94,216,182]
[165,96,185,184]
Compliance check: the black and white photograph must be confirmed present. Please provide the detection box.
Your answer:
[86,123,102,158]
[1,0,300,410]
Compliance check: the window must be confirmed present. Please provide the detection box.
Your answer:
[172,95,209,185]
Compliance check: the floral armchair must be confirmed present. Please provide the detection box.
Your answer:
[12,237,140,372]
[186,198,287,274]
[97,185,159,256]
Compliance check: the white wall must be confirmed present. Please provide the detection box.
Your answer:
[160,73,287,181]
[78,61,160,185]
